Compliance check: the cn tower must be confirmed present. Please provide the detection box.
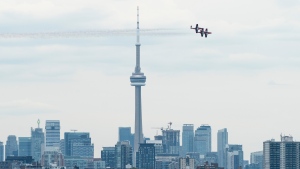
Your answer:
[130,6,146,167]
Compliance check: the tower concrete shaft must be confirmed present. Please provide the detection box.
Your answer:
[130,6,146,167]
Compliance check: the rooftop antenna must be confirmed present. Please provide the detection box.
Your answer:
[37,119,40,128]
[168,122,172,129]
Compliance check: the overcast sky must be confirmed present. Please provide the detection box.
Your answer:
[0,0,300,160]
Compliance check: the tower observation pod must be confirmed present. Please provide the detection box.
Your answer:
[130,6,146,167]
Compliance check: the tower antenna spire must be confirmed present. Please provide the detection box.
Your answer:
[37,119,40,128]
[136,6,140,44]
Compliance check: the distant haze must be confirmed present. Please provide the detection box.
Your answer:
[0,0,300,160]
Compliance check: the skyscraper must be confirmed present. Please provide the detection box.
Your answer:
[18,137,32,156]
[45,120,60,147]
[217,128,228,168]
[5,135,18,158]
[136,143,155,169]
[0,142,4,162]
[119,127,134,146]
[115,141,133,169]
[182,124,194,156]
[162,129,180,154]
[31,124,45,162]
[64,132,94,158]
[101,147,115,168]
[130,7,146,167]
[263,135,300,169]
[194,125,211,156]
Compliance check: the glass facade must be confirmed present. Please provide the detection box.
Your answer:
[101,147,115,168]
[217,128,228,168]
[119,127,134,147]
[0,142,3,162]
[64,132,94,158]
[194,125,211,156]
[45,120,60,147]
[5,135,18,158]
[31,127,45,162]
[162,129,180,154]
[136,143,155,169]
[115,141,132,169]
[182,124,194,156]
[18,137,32,156]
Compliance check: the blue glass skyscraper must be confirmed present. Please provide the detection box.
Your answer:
[182,124,194,156]
[194,125,211,156]
[217,128,228,168]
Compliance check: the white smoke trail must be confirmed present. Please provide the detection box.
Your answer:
[0,29,187,39]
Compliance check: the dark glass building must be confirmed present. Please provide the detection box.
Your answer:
[136,143,155,169]
[101,147,115,168]
[115,141,132,169]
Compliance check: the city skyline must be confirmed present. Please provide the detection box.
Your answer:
[0,0,300,161]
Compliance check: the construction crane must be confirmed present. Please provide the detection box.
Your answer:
[151,127,168,135]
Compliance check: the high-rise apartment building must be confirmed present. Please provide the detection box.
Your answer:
[263,136,300,169]
[217,128,228,168]
[101,147,115,168]
[119,127,134,146]
[162,129,180,154]
[5,135,18,158]
[0,142,4,162]
[136,143,155,169]
[64,132,94,158]
[115,141,133,169]
[18,137,32,156]
[31,127,45,162]
[194,125,211,156]
[45,120,60,147]
[146,140,163,155]
[182,124,194,156]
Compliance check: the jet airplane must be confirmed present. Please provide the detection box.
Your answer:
[198,28,212,38]
[190,24,203,33]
